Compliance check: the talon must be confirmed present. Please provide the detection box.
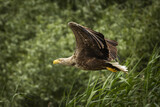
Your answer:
[106,67,117,72]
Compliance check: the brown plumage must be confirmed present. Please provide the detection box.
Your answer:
[53,22,128,73]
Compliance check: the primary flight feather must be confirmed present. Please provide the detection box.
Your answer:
[53,22,128,73]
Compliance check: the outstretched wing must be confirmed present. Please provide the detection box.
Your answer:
[68,22,109,60]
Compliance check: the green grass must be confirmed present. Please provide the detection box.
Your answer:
[62,47,160,107]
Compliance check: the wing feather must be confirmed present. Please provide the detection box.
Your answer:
[105,39,118,60]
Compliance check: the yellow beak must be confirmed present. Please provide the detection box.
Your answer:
[53,59,60,64]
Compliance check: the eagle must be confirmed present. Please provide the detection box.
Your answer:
[53,22,128,73]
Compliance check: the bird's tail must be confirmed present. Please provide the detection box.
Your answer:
[107,62,128,73]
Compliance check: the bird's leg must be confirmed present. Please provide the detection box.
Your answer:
[106,67,117,72]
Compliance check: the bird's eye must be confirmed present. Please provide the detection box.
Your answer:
[60,59,62,61]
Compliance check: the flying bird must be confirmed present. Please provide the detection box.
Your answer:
[53,22,128,73]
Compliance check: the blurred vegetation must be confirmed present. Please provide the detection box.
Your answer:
[0,0,159,107]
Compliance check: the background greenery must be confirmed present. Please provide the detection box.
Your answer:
[0,0,160,107]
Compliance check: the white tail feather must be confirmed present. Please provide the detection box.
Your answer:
[109,62,128,72]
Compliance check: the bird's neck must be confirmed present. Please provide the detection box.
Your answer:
[61,56,76,66]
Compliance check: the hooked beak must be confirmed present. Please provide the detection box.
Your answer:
[53,59,61,64]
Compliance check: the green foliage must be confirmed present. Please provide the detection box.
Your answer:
[0,0,159,106]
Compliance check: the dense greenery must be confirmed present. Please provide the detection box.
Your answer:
[0,0,159,107]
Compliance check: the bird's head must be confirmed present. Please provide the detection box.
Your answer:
[53,58,65,65]
[53,57,75,66]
